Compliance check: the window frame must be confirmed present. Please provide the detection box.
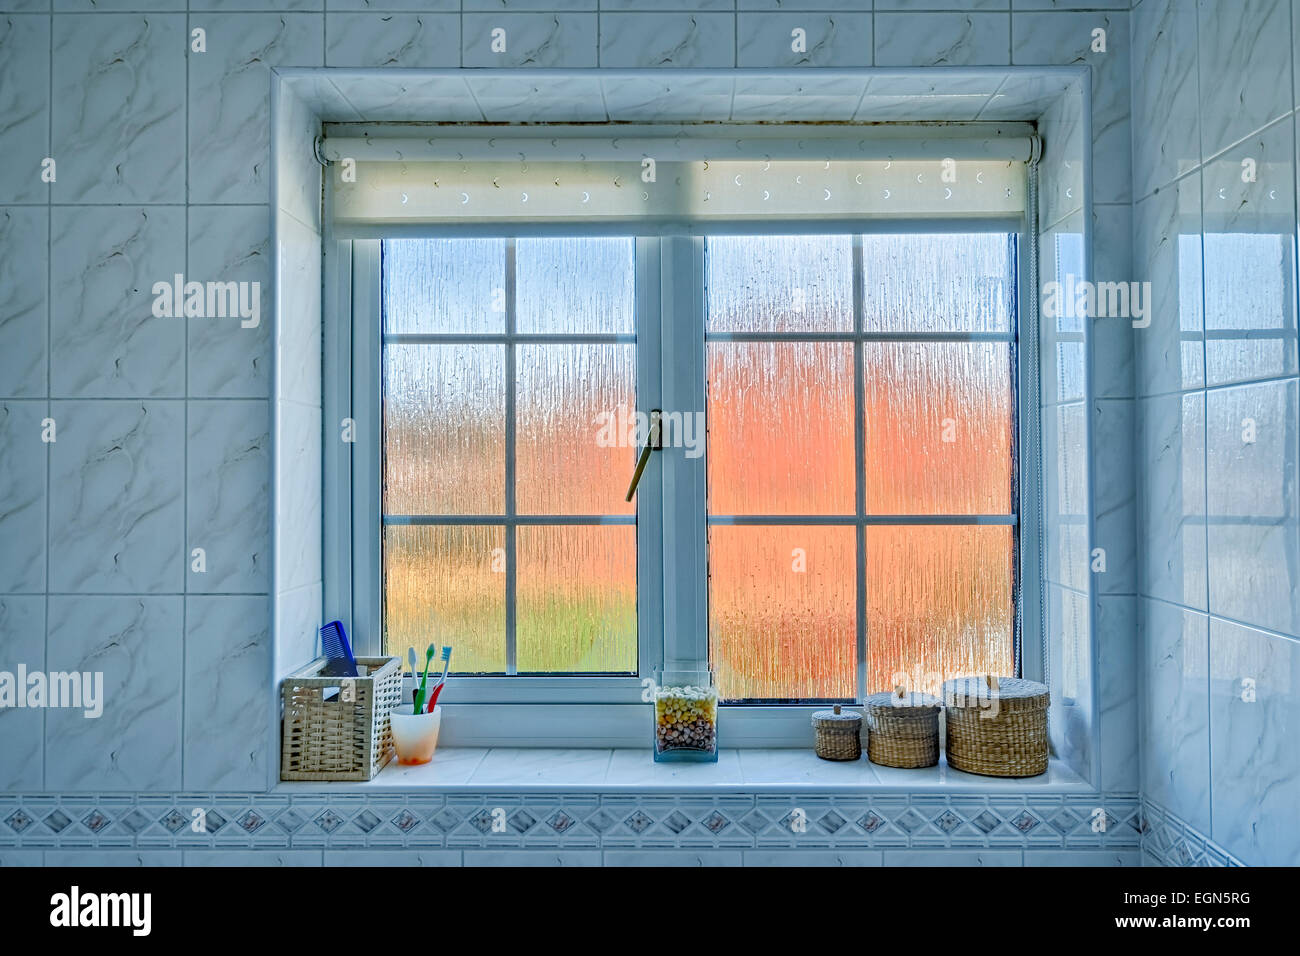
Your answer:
[324,214,1043,735]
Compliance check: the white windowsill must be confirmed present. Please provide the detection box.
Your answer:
[276,749,1090,792]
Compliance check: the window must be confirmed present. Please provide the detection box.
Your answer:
[380,237,641,676]
[704,234,1018,702]
[325,135,1035,735]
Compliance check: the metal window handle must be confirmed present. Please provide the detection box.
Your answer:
[624,409,663,502]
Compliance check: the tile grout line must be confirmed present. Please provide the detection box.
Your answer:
[43,1,52,794]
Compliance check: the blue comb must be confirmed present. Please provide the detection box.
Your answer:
[318,620,359,677]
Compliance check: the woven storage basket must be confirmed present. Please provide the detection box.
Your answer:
[942,675,1049,778]
[281,656,402,781]
[865,689,942,768]
[811,704,862,760]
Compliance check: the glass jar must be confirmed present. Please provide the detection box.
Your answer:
[652,667,718,762]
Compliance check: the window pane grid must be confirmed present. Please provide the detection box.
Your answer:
[704,233,1018,703]
[381,237,637,677]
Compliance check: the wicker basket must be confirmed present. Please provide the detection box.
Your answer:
[942,675,1049,778]
[865,689,942,768]
[281,656,403,781]
[811,704,862,760]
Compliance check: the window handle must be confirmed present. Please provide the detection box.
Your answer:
[624,409,663,502]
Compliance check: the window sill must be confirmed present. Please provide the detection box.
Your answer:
[276,749,1090,793]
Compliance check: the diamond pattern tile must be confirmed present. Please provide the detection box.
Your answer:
[5,809,34,834]
[315,809,344,833]
[933,810,962,833]
[818,810,847,834]
[893,808,926,834]
[470,810,495,834]
[1009,811,1040,833]
[159,809,188,833]
[662,811,691,834]
[391,809,421,833]
[857,811,887,833]
[119,809,151,834]
[43,810,72,834]
[739,810,770,835]
[970,810,1001,834]
[430,808,463,833]
[352,810,381,834]
[81,809,111,833]
[702,810,730,834]
[275,808,308,834]
[238,810,267,834]
[509,810,537,834]
[1048,808,1080,835]
[624,810,653,834]
[204,810,228,834]
[548,810,576,834]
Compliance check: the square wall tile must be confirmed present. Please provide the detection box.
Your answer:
[1096,595,1138,792]
[0,402,45,593]
[274,400,322,594]
[736,13,872,69]
[599,13,734,68]
[1133,174,1205,396]
[277,213,322,408]
[51,206,186,398]
[45,595,183,791]
[1140,391,1207,609]
[0,596,45,789]
[0,15,50,204]
[874,12,1011,67]
[462,13,597,68]
[188,14,324,204]
[51,14,186,203]
[48,400,185,593]
[1131,0,1201,200]
[1141,600,1210,832]
[1092,399,1137,595]
[1197,0,1292,160]
[187,206,272,399]
[1091,203,1135,400]
[187,400,270,594]
[1205,378,1300,635]
[325,13,459,68]
[1209,618,1300,866]
[1201,119,1298,388]
[184,596,270,790]
[0,208,47,398]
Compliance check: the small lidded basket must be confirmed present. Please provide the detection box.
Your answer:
[811,704,863,761]
[865,688,942,768]
[942,675,1049,778]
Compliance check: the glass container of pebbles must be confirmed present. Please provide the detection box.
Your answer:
[652,668,718,762]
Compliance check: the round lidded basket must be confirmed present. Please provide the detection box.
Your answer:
[811,704,863,761]
[942,675,1049,778]
[865,689,942,768]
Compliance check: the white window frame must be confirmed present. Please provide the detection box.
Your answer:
[324,215,1042,743]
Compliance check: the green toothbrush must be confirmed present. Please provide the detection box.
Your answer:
[412,644,436,714]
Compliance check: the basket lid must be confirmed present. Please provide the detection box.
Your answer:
[941,675,1048,710]
[865,689,942,712]
[811,704,862,727]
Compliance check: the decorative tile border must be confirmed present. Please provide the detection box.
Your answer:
[1139,801,1243,867]
[0,791,1140,856]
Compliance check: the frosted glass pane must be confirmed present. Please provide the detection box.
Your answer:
[708,342,855,514]
[863,342,1012,514]
[866,525,1014,698]
[708,525,856,701]
[384,344,504,515]
[861,233,1013,333]
[384,525,506,674]
[383,238,506,334]
[516,237,634,334]
[516,525,636,673]
[706,235,853,333]
[516,344,636,515]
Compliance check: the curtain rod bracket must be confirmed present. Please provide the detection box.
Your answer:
[314,135,332,168]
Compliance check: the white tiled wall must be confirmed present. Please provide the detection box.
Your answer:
[1131,0,1300,867]
[0,0,1143,865]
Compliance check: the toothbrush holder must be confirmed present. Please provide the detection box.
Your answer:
[389,704,442,766]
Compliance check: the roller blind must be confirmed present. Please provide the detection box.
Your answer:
[323,125,1031,227]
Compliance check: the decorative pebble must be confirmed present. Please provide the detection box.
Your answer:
[654,685,718,755]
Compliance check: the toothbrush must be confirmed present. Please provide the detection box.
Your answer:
[425,646,453,713]
[413,644,436,714]
[406,648,419,708]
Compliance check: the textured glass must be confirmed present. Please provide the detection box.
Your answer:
[516,525,636,673]
[384,525,506,674]
[705,235,853,333]
[707,342,855,515]
[862,233,1014,333]
[863,343,1013,514]
[383,238,506,334]
[384,344,505,515]
[708,525,856,701]
[866,525,1014,697]
[516,237,635,334]
[516,344,636,515]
